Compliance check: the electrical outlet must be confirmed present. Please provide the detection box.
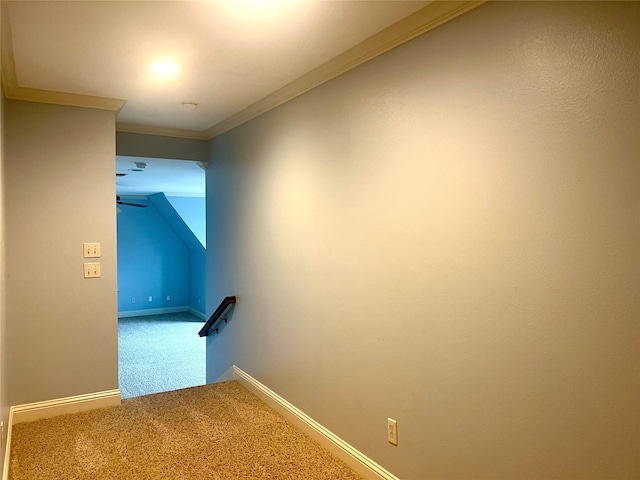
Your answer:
[131,298,136,304]
[148,296,153,302]
[388,418,398,446]
[83,262,101,278]
[166,295,171,301]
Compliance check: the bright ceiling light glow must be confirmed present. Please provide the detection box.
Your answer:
[215,0,309,23]
[151,63,179,75]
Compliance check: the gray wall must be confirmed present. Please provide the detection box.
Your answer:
[0,5,8,469]
[0,89,7,472]
[116,131,209,163]
[206,2,640,479]
[5,100,118,405]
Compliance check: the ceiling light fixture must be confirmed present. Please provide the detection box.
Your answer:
[151,63,179,75]
[181,101,199,111]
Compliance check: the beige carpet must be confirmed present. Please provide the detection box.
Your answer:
[9,381,363,480]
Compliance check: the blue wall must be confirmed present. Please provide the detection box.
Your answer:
[189,251,206,315]
[167,196,206,247]
[117,198,190,313]
[148,193,206,316]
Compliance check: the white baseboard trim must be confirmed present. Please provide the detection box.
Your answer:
[2,389,121,480]
[11,389,121,425]
[232,366,399,480]
[188,307,206,320]
[118,306,189,318]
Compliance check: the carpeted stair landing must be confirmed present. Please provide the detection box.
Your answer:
[9,381,363,480]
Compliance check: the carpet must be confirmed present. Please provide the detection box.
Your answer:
[9,381,363,480]
[118,312,206,399]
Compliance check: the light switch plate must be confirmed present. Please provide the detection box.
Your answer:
[84,262,101,278]
[83,243,101,258]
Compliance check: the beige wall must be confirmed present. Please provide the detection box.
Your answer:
[0,81,7,473]
[0,2,8,465]
[206,2,640,478]
[5,100,118,405]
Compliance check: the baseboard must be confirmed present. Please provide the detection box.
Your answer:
[232,366,399,480]
[118,306,189,318]
[11,389,121,425]
[188,307,206,320]
[2,389,121,480]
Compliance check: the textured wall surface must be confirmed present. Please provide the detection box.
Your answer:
[5,100,118,405]
[206,2,639,478]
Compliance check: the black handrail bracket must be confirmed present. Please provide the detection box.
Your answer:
[199,296,237,337]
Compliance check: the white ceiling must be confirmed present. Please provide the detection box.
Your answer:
[116,157,205,197]
[5,0,429,136]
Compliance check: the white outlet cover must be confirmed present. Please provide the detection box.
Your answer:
[387,418,398,446]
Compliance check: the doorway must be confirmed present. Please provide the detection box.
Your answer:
[115,156,206,398]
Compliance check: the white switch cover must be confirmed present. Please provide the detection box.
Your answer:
[83,243,101,258]
[84,262,101,278]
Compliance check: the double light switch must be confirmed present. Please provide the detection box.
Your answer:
[83,243,101,258]
[83,243,101,278]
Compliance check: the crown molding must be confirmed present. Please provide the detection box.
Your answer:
[2,0,484,139]
[116,122,209,141]
[203,0,486,139]
[5,85,126,111]
[1,2,126,112]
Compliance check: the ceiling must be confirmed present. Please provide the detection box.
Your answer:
[3,0,442,139]
[116,156,205,197]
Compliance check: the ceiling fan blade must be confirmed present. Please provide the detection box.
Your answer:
[116,195,148,208]
[117,201,148,208]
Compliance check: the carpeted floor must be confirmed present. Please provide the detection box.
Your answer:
[118,312,206,399]
[9,381,363,480]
